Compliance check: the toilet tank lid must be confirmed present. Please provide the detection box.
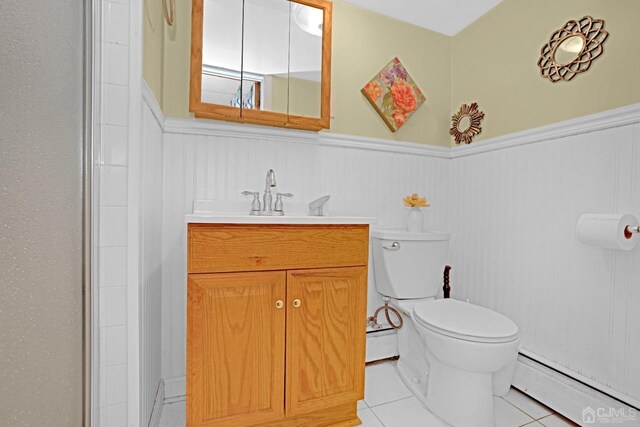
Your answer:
[371,229,450,241]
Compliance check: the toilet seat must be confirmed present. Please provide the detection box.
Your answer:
[413,299,519,343]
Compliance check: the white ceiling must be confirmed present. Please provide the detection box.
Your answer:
[201,0,505,80]
[341,0,505,36]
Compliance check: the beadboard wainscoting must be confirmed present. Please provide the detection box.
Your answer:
[140,98,164,426]
[141,81,640,418]
[449,120,640,408]
[159,117,451,383]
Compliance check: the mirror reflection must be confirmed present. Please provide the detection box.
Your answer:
[457,115,472,132]
[201,0,243,106]
[554,35,584,66]
[288,3,323,117]
[201,0,324,117]
[242,0,290,114]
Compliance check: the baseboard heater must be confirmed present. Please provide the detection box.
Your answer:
[365,327,398,364]
[513,350,639,425]
[363,331,639,424]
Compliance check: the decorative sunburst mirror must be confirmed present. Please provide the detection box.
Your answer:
[538,16,609,83]
[450,102,484,145]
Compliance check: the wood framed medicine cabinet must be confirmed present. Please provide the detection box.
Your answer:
[189,0,333,131]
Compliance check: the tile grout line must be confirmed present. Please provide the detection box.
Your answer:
[502,393,558,423]
[500,396,539,424]
[369,406,387,427]
[366,396,418,427]
[366,395,414,408]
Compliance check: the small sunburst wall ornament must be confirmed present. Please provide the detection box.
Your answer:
[538,16,609,83]
[450,102,484,145]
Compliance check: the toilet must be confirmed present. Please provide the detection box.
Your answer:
[371,229,520,427]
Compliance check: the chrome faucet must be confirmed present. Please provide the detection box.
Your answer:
[263,169,277,214]
[242,169,293,215]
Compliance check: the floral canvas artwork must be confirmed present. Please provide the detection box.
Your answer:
[362,57,426,132]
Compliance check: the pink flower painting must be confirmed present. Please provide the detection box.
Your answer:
[361,57,426,132]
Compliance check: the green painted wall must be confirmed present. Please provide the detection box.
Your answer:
[143,0,640,147]
[451,0,640,143]
[329,2,451,145]
[143,0,164,105]
[145,0,453,146]
[267,76,321,117]
[289,77,321,118]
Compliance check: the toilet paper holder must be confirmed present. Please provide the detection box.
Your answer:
[577,213,640,251]
[625,225,640,238]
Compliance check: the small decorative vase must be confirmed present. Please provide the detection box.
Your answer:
[406,207,423,232]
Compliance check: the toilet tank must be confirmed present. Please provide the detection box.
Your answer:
[371,229,450,299]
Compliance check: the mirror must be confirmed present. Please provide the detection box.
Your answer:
[242,0,290,115]
[537,16,608,83]
[457,115,472,133]
[553,35,585,65]
[450,102,485,145]
[288,3,323,118]
[190,0,332,131]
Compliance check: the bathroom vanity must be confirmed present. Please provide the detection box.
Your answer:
[186,215,372,426]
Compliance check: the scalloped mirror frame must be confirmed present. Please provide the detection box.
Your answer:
[537,16,609,83]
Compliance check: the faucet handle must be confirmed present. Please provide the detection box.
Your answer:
[274,192,293,215]
[241,191,261,214]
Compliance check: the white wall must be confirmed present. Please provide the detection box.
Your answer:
[96,0,132,425]
[156,102,640,408]
[96,0,147,425]
[102,57,640,416]
[159,121,451,383]
[449,113,640,405]
[140,97,164,425]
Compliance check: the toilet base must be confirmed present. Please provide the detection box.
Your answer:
[426,357,494,427]
[395,360,428,405]
[388,298,519,426]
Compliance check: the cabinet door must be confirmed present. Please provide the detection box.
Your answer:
[187,271,286,426]
[285,267,367,416]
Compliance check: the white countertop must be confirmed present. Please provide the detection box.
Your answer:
[185,214,376,225]
[186,199,376,225]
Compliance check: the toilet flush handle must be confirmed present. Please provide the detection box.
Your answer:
[383,242,401,251]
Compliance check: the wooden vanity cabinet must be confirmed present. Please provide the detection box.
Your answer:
[187,224,369,427]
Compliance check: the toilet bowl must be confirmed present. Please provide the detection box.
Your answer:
[371,229,520,427]
[415,298,520,426]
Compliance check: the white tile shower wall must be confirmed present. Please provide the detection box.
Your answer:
[96,0,131,424]
[140,98,165,425]
[96,0,144,425]
[448,123,640,404]
[159,129,451,380]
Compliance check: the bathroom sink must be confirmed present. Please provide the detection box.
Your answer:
[185,213,375,225]
[186,200,376,225]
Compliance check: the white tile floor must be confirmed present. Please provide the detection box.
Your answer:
[159,362,577,427]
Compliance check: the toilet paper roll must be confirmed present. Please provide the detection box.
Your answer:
[576,213,639,251]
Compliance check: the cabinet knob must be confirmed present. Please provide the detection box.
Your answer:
[293,299,301,308]
[275,300,284,309]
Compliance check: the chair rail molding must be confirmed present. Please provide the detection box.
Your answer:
[449,103,640,159]
[142,82,640,160]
